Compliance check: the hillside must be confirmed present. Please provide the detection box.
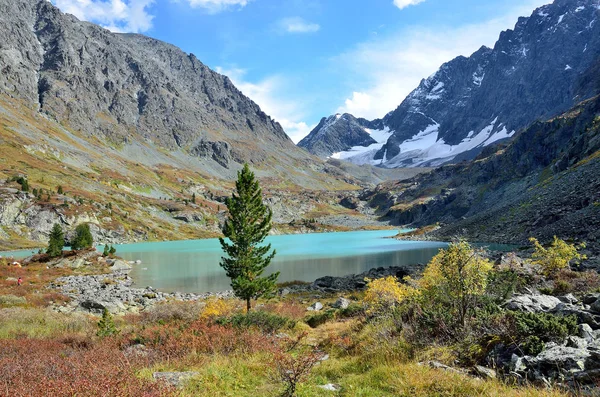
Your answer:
[0,0,396,249]
[362,95,600,262]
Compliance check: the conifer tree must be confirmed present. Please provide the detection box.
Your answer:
[97,308,118,337]
[219,164,278,312]
[103,244,110,257]
[47,223,65,257]
[71,223,93,250]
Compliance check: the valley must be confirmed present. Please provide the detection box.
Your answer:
[1,0,600,395]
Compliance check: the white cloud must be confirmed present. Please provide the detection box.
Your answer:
[336,0,551,120]
[277,17,320,34]
[53,0,154,33]
[393,0,426,10]
[184,0,249,13]
[215,67,315,143]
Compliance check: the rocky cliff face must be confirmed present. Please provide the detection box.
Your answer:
[301,0,600,168]
[0,0,314,172]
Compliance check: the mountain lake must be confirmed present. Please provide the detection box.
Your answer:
[1,230,511,293]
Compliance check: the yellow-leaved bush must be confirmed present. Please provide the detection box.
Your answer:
[201,298,233,319]
[419,240,493,326]
[364,241,493,326]
[530,236,586,276]
[364,276,417,314]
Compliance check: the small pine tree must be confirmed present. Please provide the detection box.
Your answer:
[109,245,116,255]
[103,245,110,257]
[219,163,279,312]
[57,185,63,194]
[47,223,65,257]
[97,308,118,337]
[71,223,93,250]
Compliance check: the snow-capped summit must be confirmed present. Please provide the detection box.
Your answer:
[297,113,384,158]
[300,0,600,167]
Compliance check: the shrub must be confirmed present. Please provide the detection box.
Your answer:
[530,236,586,276]
[419,240,493,328]
[97,308,119,338]
[364,276,416,315]
[551,268,600,295]
[0,339,171,396]
[273,347,324,397]
[486,270,526,303]
[511,311,577,348]
[216,310,295,333]
[304,309,336,328]
[200,298,235,319]
[338,303,365,319]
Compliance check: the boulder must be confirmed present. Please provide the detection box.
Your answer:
[332,297,350,309]
[53,257,86,269]
[580,324,595,341]
[307,302,323,311]
[504,294,562,313]
[318,384,340,391]
[110,260,132,273]
[558,294,578,305]
[473,365,496,379]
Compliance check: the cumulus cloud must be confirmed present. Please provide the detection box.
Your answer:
[277,17,320,34]
[53,0,154,33]
[184,0,249,13]
[215,67,315,143]
[393,0,426,10]
[336,0,550,120]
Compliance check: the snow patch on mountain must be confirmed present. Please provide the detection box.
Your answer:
[384,118,515,167]
[330,127,392,165]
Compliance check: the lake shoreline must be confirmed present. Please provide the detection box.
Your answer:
[0,225,400,257]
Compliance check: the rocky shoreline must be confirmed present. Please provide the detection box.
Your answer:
[49,262,234,315]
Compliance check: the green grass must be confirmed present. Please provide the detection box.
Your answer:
[0,308,94,339]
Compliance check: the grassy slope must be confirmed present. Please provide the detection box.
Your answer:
[0,258,565,396]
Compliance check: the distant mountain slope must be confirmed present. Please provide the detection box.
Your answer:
[301,0,600,168]
[0,0,326,178]
[298,113,385,158]
[363,95,600,262]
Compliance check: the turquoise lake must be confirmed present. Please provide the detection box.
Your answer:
[115,230,448,293]
[1,230,455,293]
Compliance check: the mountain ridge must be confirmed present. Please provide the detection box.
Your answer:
[300,0,600,168]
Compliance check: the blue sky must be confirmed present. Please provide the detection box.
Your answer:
[52,0,551,142]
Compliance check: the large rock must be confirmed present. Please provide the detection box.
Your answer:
[504,294,562,313]
[110,260,132,273]
[52,257,86,269]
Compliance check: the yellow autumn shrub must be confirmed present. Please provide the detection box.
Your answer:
[530,236,586,276]
[201,298,234,319]
[419,240,493,326]
[364,276,417,314]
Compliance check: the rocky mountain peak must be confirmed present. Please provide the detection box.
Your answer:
[300,0,600,168]
[0,0,319,174]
